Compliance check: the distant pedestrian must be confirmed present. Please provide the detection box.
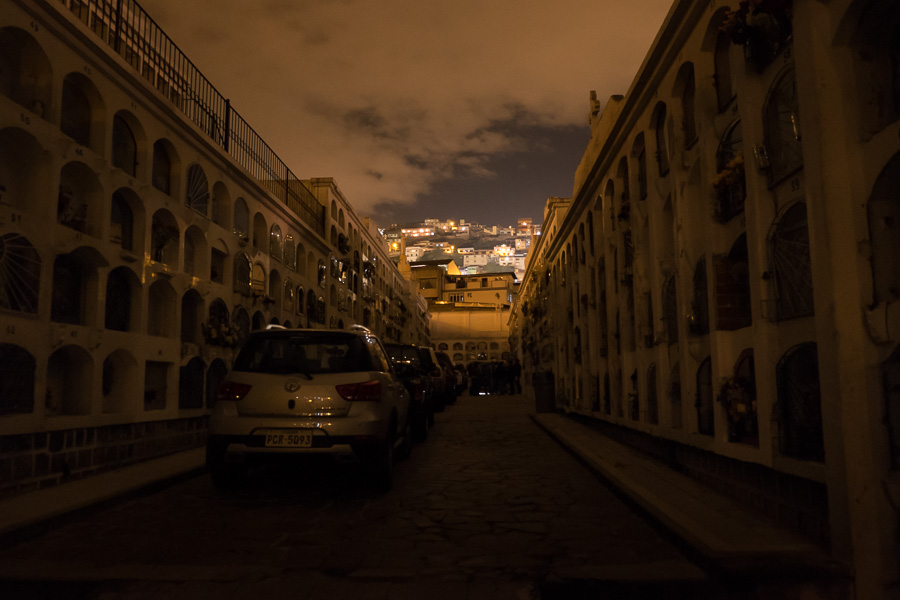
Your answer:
[509,358,521,394]
[480,361,493,395]
[495,361,509,394]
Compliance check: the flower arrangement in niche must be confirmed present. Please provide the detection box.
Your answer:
[711,151,747,221]
[721,0,792,70]
[716,376,759,445]
[202,318,240,348]
[711,152,745,191]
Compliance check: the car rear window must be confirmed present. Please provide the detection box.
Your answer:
[233,334,376,374]
[386,345,422,367]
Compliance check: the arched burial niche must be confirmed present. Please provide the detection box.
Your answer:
[46,345,93,416]
[179,357,205,409]
[61,72,105,151]
[0,344,36,415]
[102,350,137,413]
[0,127,50,213]
[51,247,106,326]
[150,209,180,265]
[58,161,103,236]
[104,266,140,332]
[147,279,177,337]
[0,27,52,118]
[0,233,41,315]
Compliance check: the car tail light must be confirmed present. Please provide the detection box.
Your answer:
[336,380,382,402]
[216,381,253,402]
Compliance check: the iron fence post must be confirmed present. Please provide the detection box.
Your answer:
[224,98,231,152]
[114,0,124,53]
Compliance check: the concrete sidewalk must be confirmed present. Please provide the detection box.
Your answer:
[1,411,844,582]
[0,448,206,546]
[531,412,844,578]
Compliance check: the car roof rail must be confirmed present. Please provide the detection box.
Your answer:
[349,324,371,333]
[265,324,287,330]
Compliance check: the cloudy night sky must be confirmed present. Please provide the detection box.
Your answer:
[139,0,673,227]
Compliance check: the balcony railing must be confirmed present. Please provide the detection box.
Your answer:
[56,0,325,236]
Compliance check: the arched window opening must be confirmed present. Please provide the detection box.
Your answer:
[58,162,101,235]
[713,120,745,222]
[647,365,659,425]
[777,343,824,461]
[252,213,267,250]
[152,141,172,195]
[250,264,266,295]
[206,359,228,408]
[651,103,669,178]
[634,134,648,200]
[714,31,734,111]
[105,267,134,331]
[270,224,283,259]
[663,275,679,343]
[233,198,249,242]
[102,350,135,413]
[690,257,710,335]
[144,361,168,411]
[185,163,209,216]
[61,74,92,146]
[867,153,900,304]
[47,346,92,415]
[669,362,682,429]
[715,234,753,330]
[763,66,803,185]
[0,344,35,415]
[147,280,176,337]
[0,233,40,314]
[180,290,203,344]
[882,346,900,470]
[318,259,327,287]
[722,350,759,445]
[696,356,714,436]
[307,290,317,322]
[284,280,294,312]
[233,252,251,296]
[771,202,814,320]
[178,357,205,409]
[51,254,85,325]
[232,306,250,340]
[296,286,305,315]
[679,64,697,148]
[112,114,137,176]
[110,192,134,251]
[0,27,52,117]
[150,210,179,264]
[284,234,296,271]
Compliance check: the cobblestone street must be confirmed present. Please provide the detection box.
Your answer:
[0,394,711,599]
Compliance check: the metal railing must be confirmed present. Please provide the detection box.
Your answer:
[57,0,325,235]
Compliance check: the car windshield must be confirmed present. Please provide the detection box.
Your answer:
[386,345,422,367]
[233,333,374,374]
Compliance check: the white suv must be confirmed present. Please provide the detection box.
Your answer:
[206,327,411,490]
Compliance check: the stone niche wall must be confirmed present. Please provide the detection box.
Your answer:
[0,416,208,499]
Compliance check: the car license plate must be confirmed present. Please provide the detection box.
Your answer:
[264,430,313,448]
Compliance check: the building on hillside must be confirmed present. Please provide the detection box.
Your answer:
[517,218,533,236]
[0,0,427,499]
[511,2,900,598]
[429,273,518,364]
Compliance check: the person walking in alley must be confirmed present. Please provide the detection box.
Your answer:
[510,358,522,394]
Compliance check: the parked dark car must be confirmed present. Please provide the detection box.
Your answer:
[453,364,469,395]
[435,351,458,406]
[385,343,432,440]
[418,346,448,412]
